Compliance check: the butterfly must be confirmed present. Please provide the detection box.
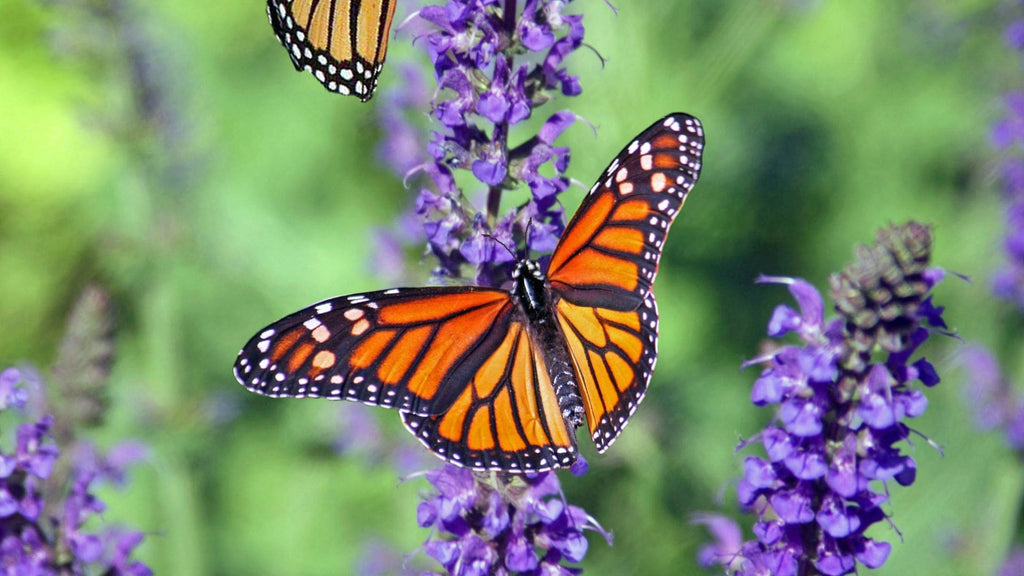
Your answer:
[266,0,397,101]
[234,113,705,472]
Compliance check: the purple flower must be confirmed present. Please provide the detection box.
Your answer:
[418,465,609,575]
[0,367,28,410]
[703,223,947,575]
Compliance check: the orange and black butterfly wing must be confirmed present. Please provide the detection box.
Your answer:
[547,113,704,311]
[401,320,579,472]
[555,294,659,452]
[234,286,579,472]
[266,0,397,100]
[547,113,705,451]
[234,286,516,416]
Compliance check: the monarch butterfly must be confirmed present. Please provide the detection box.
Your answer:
[234,113,705,472]
[266,0,397,101]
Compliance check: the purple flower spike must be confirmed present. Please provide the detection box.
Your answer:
[369,1,607,571]
[703,223,948,575]
[391,0,588,285]
[418,465,602,574]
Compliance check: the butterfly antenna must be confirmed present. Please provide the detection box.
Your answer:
[484,232,518,261]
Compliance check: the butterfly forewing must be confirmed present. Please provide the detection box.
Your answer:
[234,287,515,415]
[266,0,396,100]
[547,113,704,310]
[401,321,579,472]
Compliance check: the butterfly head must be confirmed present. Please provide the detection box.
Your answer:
[511,258,545,281]
[510,258,552,322]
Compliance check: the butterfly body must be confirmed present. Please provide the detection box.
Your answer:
[235,113,705,472]
[509,259,586,429]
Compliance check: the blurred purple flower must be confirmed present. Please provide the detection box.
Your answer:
[999,547,1024,576]
[992,38,1024,310]
[960,14,1024,572]
[0,368,151,575]
[961,346,1023,435]
[377,64,432,177]
[332,403,434,475]
[704,223,946,575]
[1006,19,1024,51]
[0,367,28,411]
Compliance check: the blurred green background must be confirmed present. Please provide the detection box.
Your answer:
[2,0,1020,574]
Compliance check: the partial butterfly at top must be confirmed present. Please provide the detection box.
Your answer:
[234,113,705,472]
[266,0,397,100]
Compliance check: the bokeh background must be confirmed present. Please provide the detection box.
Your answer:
[2,0,1020,574]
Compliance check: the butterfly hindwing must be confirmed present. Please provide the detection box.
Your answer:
[556,293,659,452]
[401,321,579,472]
[266,0,396,100]
[234,286,516,416]
[547,113,704,311]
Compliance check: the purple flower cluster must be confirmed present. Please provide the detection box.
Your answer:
[700,223,947,576]
[417,464,609,576]
[992,22,1024,310]
[0,367,151,576]
[403,0,585,284]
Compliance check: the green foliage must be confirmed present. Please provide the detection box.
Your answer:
[0,0,1017,574]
